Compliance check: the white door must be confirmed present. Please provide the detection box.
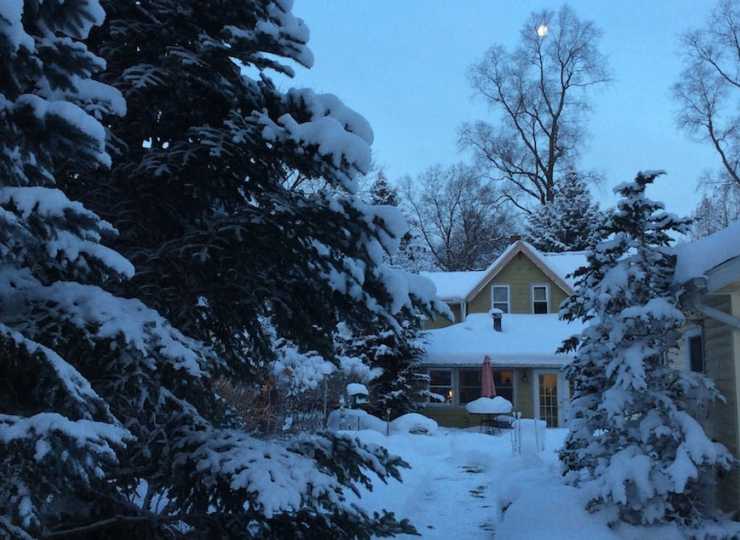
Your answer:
[533,369,569,427]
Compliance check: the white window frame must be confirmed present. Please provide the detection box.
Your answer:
[530,283,550,314]
[491,283,511,313]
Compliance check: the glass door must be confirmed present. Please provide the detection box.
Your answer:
[537,372,559,427]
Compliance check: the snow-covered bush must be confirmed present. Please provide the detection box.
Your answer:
[560,171,735,536]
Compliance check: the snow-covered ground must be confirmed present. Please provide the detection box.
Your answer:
[345,427,692,540]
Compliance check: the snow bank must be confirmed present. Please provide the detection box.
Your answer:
[327,409,387,433]
[390,413,438,435]
[497,484,620,540]
[328,410,438,435]
[465,396,512,414]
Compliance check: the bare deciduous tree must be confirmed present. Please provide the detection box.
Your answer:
[460,5,610,212]
[401,163,517,271]
[674,0,740,188]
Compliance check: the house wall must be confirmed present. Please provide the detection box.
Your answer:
[702,293,739,516]
[424,303,460,330]
[467,253,569,315]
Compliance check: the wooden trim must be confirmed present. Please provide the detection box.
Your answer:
[491,283,511,313]
[530,283,550,314]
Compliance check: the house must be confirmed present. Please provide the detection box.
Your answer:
[672,221,740,517]
[419,240,586,428]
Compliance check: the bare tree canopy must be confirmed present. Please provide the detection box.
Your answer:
[674,0,740,187]
[460,5,610,212]
[401,163,517,271]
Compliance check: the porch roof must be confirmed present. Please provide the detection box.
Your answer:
[422,313,581,366]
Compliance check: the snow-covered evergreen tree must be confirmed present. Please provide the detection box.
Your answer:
[369,169,400,207]
[335,316,430,419]
[525,171,604,252]
[0,2,212,537]
[52,1,445,537]
[560,171,734,535]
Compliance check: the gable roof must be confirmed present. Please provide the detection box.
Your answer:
[464,241,583,302]
[423,241,588,303]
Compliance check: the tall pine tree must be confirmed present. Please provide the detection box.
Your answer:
[0,1,215,537]
[525,171,604,252]
[55,1,444,538]
[560,171,734,534]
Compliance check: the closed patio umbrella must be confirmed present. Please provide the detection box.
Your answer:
[481,355,496,398]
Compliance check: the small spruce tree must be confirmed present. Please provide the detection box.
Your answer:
[526,171,604,252]
[560,171,734,535]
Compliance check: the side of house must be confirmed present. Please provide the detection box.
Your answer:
[419,241,586,428]
[673,222,740,518]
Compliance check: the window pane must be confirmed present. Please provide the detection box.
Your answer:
[496,387,513,403]
[460,387,482,404]
[533,301,548,314]
[430,369,451,386]
[430,386,453,403]
[460,369,481,386]
[533,286,547,301]
[493,286,508,302]
[493,302,509,313]
[689,336,704,373]
[493,369,513,386]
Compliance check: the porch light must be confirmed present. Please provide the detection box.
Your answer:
[447,389,453,402]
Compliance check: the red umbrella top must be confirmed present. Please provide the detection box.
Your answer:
[481,355,496,398]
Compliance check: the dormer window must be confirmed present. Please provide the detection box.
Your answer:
[492,284,510,313]
[531,284,549,314]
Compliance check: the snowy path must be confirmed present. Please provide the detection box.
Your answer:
[347,428,568,539]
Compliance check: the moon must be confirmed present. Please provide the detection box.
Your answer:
[536,24,549,38]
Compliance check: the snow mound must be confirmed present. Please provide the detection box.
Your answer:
[497,484,620,540]
[390,413,438,435]
[327,409,386,433]
[465,396,512,414]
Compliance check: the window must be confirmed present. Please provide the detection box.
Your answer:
[689,335,704,373]
[494,369,514,402]
[492,284,510,313]
[459,369,481,404]
[531,284,549,314]
[459,368,514,404]
[429,369,453,403]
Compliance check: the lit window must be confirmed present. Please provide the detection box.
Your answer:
[492,284,510,313]
[429,369,453,403]
[532,285,549,314]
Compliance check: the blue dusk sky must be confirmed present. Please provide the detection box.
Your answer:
[283,1,719,216]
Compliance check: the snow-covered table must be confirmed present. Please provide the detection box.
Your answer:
[465,397,514,433]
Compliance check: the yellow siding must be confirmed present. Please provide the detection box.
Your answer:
[467,253,568,314]
[702,294,739,516]
[423,302,459,330]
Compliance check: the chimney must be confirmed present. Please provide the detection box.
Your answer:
[490,308,503,332]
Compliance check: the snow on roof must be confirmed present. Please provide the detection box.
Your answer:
[538,250,589,288]
[420,271,486,301]
[422,313,581,366]
[673,220,740,284]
